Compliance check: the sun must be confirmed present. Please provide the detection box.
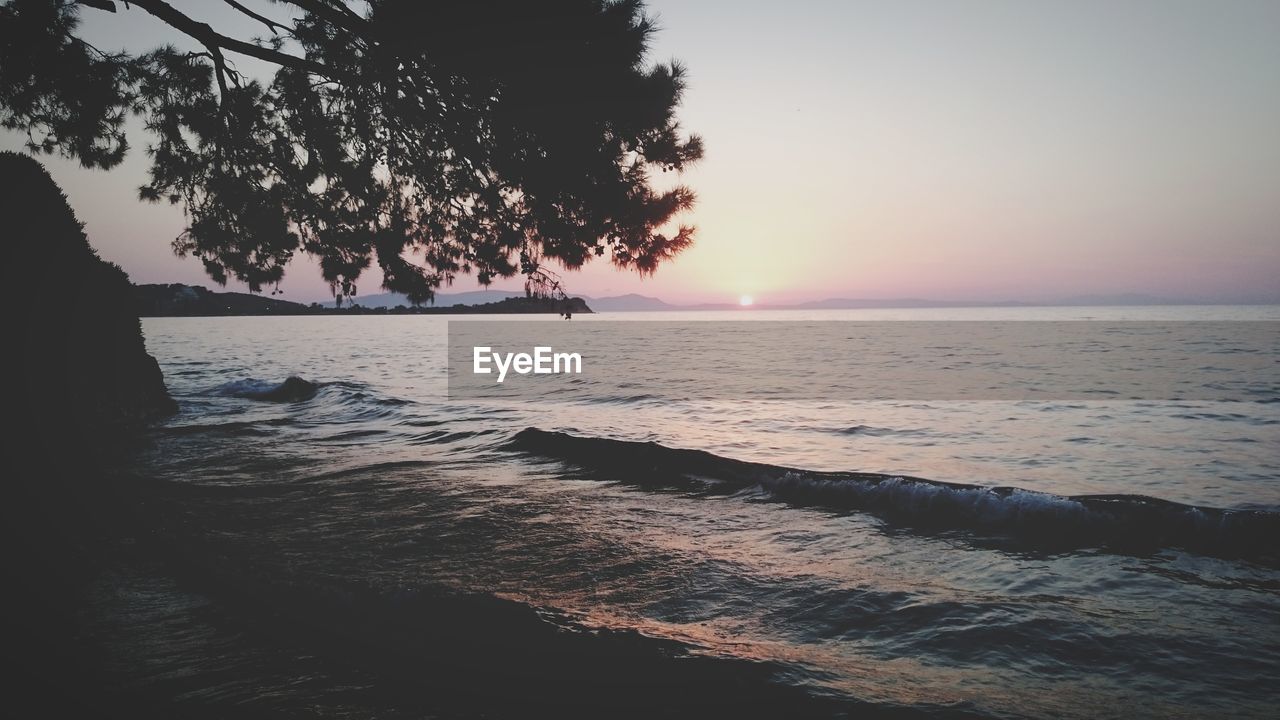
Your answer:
[739,295,754,307]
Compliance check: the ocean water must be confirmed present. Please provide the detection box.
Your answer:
[94,307,1279,717]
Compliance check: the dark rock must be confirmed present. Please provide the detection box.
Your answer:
[2,151,177,451]
[241,376,319,402]
[2,152,181,718]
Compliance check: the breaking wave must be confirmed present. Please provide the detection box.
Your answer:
[509,428,1280,560]
[213,376,320,402]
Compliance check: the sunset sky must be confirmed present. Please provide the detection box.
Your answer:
[5,0,1279,304]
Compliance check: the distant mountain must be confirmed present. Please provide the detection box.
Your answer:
[141,283,1276,316]
[337,289,678,312]
[790,298,1030,309]
[337,289,524,308]
[137,283,308,316]
[586,294,678,312]
[136,284,590,316]
[583,296,1030,311]
[409,296,591,315]
[555,293,1274,311]
[1051,293,1184,307]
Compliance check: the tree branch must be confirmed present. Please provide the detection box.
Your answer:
[77,0,116,12]
[93,0,330,76]
[220,0,292,36]
[282,0,369,36]
[210,46,231,107]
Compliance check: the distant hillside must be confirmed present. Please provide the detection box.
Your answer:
[331,289,677,312]
[331,292,1028,312]
[139,284,1271,316]
[136,283,308,316]
[337,289,525,308]
[586,294,678,312]
[136,284,591,316]
[790,298,1030,310]
[424,296,592,315]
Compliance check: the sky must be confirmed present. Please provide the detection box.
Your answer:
[4,0,1279,305]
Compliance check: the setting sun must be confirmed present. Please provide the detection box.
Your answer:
[739,295,754,307]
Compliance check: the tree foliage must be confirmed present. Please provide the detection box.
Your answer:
[0,0,702,302]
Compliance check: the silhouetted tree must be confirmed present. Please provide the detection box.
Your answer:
[0,0,702,303]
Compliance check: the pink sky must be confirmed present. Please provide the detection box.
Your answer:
[4,0,1278,305]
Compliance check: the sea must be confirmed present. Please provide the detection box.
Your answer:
[82,307,1279,718]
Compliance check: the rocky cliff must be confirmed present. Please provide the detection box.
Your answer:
[2,152,177,449]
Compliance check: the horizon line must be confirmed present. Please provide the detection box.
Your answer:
[136,282,1280,310]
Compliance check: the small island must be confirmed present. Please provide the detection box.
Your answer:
[135,283,593,317]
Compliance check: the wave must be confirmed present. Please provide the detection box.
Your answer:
[214,376,319,402]
[832,424,934,438]
[508,428,1279,560]
[158,420,274,437]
